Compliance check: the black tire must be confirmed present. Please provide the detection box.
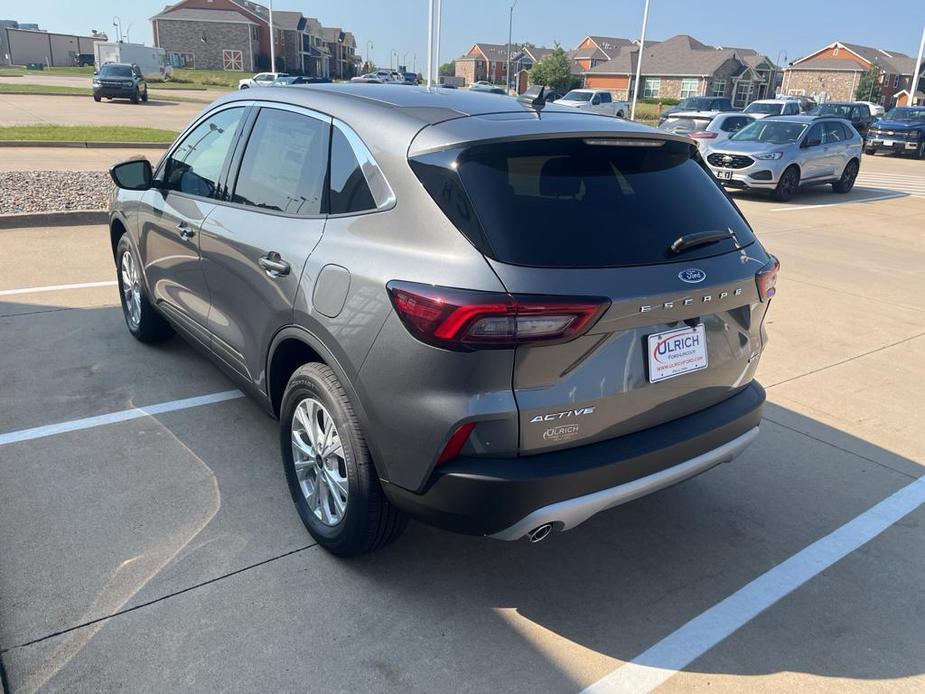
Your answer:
[915,141,925,160]
[131,88,140,104]
[239,84,249,90]
[771,166,799,202]
[93,94,101,102]
[832,159,859,194]
[115,234,174,343]
[141,86,148,103]
[616,110,624,118]
[864,148,876,155]
[280,363,407,557]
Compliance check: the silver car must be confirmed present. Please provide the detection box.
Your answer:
[107,84,776,555]
[659,111,756,153]
[705,115,862,201]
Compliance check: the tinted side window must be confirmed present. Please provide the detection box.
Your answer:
[599,92,612,103]
[822,121,845,143]
[805,123,824,145]
[233,108,330,215]
[329,127,376,214]
[163,107,245,198]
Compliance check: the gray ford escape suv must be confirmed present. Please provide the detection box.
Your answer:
[109,84,778,556]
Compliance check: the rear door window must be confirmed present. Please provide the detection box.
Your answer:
[410,138,755,268]
[599,92,612,103]
[232,107,330,215]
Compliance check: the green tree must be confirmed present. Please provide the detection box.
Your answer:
[439,60,456,77]
[855,65,882,102]
[529,46,578,92]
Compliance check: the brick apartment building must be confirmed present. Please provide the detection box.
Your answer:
[782,41,925,107]
[151,0,357,77]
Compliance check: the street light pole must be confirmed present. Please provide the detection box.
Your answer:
[434,0,442,83]
[629,0,650,121]
[912,23,925,106]
[268,0,276,71]
[112,16,122,43]
[506,1,517,92]
[426,0,434,89]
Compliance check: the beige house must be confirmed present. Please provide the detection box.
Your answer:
[583,34,780,106]
[782,41,924,107]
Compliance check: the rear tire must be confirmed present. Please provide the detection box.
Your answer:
[116,234,174,343]
[771,166,799,202]
[280,363,407,557]
[93,94,101,102]
[832,159,859,194]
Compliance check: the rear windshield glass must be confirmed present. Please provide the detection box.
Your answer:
[677,97,714,110]
[661,117,712,133]
[100,65,133,78]
[410,138,754,268]
[744,102,783,115]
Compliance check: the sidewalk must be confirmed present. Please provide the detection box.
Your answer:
[0,146,168,171]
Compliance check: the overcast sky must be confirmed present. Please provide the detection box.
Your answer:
[11,0,925,71]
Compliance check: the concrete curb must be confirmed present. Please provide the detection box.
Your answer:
[0,210,107,230]
[0,141,169,149]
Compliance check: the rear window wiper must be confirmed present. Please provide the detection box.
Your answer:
[670,230,737,254]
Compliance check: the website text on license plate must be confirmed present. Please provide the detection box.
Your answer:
[647,324,708,383]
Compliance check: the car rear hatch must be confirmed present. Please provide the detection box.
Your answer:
[409,114,776,455]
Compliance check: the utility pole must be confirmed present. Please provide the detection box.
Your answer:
[506,1,517,91]
[434,0,442,83]
[112,16,122,43]
[913,23,925,106]
[629,0,650,121]
[269,0,276,71]
[426,0,434,88]
[366,40,373,70]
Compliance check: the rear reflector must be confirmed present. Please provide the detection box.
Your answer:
[436,422,476,466]
[387,281,609,350]
[689,130,717,139]
[756,256,780,302]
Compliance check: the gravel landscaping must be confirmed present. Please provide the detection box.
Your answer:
[0,170,111,214]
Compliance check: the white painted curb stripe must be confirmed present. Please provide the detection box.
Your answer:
[770,192,906,212]
[0,390,244,446]
[0,280,117,297]
[581,475,925,694]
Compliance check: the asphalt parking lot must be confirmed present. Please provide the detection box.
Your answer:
[0,93,206,130]
[1,153,923,692]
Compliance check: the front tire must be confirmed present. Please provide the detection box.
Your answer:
[131,88,140,104]
[914,141,925,159]
[116,234,174,343]
[771,166,799,202]
[281,363,406,557]
[832,159,859,193]
[93,94,101,102]
[239,84,249,90]
[864,148,876,155]
[141,86,148,103]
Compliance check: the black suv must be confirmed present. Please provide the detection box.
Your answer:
[808,102,873,136]
[92,63,148,104]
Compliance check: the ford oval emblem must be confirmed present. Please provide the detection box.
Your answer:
[678,268,707,284]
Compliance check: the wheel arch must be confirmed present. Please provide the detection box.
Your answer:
[266,326,390,481]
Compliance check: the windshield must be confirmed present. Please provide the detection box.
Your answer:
[883,108,925,122]
[744,102,783,115]
[677,97,714,111]
[561,91,592,102]
[410,138,754,268]
[99,65,133,78]
[731,120,807,144]
[812,104,853,118]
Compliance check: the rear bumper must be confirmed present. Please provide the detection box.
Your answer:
[384,381,765,538]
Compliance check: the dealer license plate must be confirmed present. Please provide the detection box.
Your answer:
[647,324,708,383]
[717,170,733,180]
[882,139,894,146]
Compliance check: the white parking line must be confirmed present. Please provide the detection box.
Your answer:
[769,192,906,212]
[581,475,925,694]
[0,280,117,297]
[0,390,244,446]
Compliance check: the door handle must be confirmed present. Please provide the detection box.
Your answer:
[258,252,291,278]
[176,221,195,240]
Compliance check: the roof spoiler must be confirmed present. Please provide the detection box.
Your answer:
[517,85,547,112]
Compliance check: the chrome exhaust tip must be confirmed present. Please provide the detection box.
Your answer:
[525,523,553,543]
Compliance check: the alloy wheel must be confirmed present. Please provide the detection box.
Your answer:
[291,398,349,526]
[120,250,141,328]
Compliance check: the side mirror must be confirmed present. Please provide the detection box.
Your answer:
[803,137,822,148]
[110,158,153,191]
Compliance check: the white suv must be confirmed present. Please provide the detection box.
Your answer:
[239,72,288,89]
[743,99,801,119]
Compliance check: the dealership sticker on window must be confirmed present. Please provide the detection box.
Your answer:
[647,324,708,383]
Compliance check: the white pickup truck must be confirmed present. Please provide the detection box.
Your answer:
[553,89,628,118]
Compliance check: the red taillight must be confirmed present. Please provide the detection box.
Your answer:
[387,281,609,350]
[436,422,476,466]
[756,256,780,302]
[689,130,717,139]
